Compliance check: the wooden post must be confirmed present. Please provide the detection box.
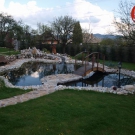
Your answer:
[92,54,95,71]
[85,58,86,76]
[103,55,105,72]
[82,52,84,65]
[97,53,99,70]
[86,52,89,65]
[52,44,56,54]
[75,58,77,70]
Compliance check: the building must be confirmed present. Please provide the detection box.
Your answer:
[83,33,102,44]
[37,32,59,54]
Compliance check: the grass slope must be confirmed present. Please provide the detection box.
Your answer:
[0,90,135,135]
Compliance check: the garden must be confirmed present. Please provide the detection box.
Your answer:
[0,47,135,135]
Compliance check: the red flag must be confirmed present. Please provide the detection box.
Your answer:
[131,6,135,22]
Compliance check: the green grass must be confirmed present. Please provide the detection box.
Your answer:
[100,60,135,71]
[0,79,31,100]
[72,54,135,71]
[0,89,135,135]
[0,47,20,55]
[118,62,135,71]
[0,47,10,52]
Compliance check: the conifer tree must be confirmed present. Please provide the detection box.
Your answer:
[73,21,83,44]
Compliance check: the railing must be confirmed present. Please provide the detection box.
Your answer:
[74,51,89,70]
[84,52,105,75]
[74,51,105,76]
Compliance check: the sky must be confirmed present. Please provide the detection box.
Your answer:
[0,0,134,34]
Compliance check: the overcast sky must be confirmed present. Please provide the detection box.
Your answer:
[0,0,134,34]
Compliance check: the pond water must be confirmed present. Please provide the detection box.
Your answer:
[0,62,75,86]
[61,72,135,87]
[0,62,135,87]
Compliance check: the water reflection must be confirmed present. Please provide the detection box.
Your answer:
[0,62,75,86]
[0,62,135,87]
[62,72,135,88]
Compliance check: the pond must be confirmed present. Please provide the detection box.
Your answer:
[60,72,135,87]
[0,62,135,87]
[0,62,75,86]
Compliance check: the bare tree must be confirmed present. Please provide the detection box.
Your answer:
[113,0,135,45]
[82,24,93,44]
[37,22,51,35]
[51,15,76,53]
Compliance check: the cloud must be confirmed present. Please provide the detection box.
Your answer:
[31,71,39,78]
[2,0,116,34]
[6,1,41,17]
[89,16,100,23]
[77,16,100,24]
[70,0,115,34]
[0,0,5,11]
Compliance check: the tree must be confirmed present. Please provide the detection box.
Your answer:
[51,15,76,53]
[30,29,38,48]
[0,12,22,47]
[37,22,51,35]
[82,24,93,44]
[72,21,83,44]
[37,22,54,50]
[113,1,135,45]
[109,45,116,61]
[20,24,32,49]
[100,38,115,46]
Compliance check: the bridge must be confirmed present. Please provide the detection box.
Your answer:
[73,51,105,77]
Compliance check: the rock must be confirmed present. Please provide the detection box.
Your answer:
[117,91,124,95]
[124,85,135,91]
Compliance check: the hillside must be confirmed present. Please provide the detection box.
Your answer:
[93,34,119,39]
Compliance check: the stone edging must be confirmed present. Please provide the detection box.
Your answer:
[0,56,135,108]
[0,57,135,94]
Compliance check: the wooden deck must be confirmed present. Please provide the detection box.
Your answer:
[73,65,105,76]
[74,65,92,76]
[74,52,105,77]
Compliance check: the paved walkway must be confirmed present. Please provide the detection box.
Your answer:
[0,73,82,108]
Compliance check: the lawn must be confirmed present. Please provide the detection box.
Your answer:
[0,79,31,100]
[0,48,135,135]
[100,60,135,71]
[72,53,135,71]
[0,47,10,52]
[0,47,20,55]
[0,89,135,135]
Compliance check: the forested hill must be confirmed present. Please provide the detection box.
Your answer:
[93,34,121,39]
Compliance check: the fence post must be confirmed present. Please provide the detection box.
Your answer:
[103,55,105,72]
[97,53,99,70]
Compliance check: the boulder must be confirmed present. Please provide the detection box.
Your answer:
[124,85,135,91]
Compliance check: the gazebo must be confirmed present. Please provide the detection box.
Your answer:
[38,32,59,54]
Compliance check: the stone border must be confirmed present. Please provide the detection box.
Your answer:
[0,56,135,93]
[0,56,135,108]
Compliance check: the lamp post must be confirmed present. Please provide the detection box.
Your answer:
[118,62,122,88]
